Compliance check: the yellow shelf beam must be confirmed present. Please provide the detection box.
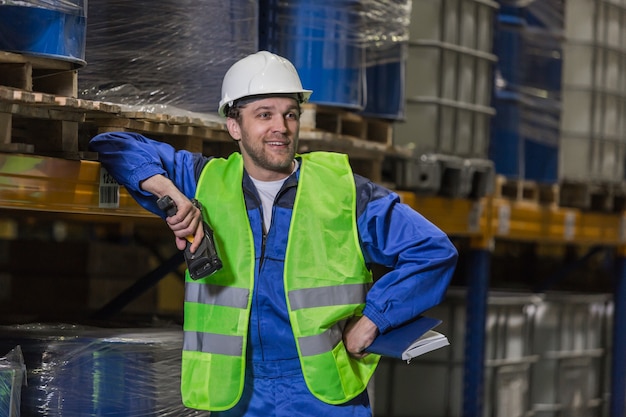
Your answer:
[398,192,490,238]
[399,191,626,248]
[0,153,154,219]
[0,153,624,249]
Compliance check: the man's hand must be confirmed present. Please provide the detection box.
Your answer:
[343,315,379,359]
[140,174,205,253]
[165,197,204,253]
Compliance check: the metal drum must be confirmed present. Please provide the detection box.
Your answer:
[259,0,365,110]
[0,1,86,66]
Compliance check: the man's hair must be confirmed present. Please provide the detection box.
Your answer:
[225,105,242,121]
[225,94,303,121]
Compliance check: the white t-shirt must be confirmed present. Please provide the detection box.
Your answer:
[249,160,299,232]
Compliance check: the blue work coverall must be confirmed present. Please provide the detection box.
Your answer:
[89,132,458,417]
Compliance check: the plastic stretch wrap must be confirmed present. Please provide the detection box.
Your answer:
[359,0,412,50]
[0,346,26,417]
[494,0,564,96]
[360,0,411,119]
[496,0,564,29]
[261,0,411,50]
[0,0,85,15]
[0,324,210,417]
[78,0,258,114]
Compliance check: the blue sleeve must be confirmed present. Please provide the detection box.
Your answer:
[88,132,208,217]
[358,192,458,334]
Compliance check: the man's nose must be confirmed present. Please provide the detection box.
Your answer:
[272,116,289,133]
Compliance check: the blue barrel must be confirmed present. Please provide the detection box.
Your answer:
[360,43,406,120]
[489,89,559,183]
[493,14,526,91]
[259,0,365,110]
[0,2,86,66]
[523,95,560,182]
[494,13,562,96]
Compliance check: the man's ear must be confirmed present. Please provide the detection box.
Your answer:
[227,118,241,141]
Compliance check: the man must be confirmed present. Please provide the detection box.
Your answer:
[89,50,457,416]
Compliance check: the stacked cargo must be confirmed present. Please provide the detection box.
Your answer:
[258,0,411,119]
[559,0,626,210]
[491,0,626,211]
[258,0,412,183]
[489,0,564,187]
[391,0,498,198]
[374,290,615,417]
[78,1,258,114]
[374,290,542,417]
[0,325,210,417]
[530,293,612,416]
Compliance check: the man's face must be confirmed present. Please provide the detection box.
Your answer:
[227,96,301,181]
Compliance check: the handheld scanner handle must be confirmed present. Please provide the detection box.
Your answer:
[157,195,195,243]
[157,195,178,217]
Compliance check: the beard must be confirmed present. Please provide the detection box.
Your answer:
[239,131,297,174]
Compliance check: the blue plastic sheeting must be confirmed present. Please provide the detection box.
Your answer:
[361,43,406,120]
[259,0,366,110]
[0,325,209,417]
[489,89,560,183]
[0,5,86,65]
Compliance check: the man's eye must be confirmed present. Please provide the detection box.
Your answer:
[286,112,300,120]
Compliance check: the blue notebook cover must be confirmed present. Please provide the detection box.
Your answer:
[364,315,449,361]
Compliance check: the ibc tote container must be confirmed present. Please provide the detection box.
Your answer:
[559,0,626,186]
[374,289,541,417]
[530,293,612,417]
[395,0,498,159]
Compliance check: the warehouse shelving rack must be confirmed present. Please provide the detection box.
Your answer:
[400,191,626,417]
[1,149,625,416]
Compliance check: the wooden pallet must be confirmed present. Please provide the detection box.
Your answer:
[0,86,119,159]
[0,85,232,159]
[559,181,626,212]
[88,111,230,154]
[493,176,560,206]
[493,176,626,213]
[0,81,390,182]
[300,103,393,146]
[0,51,78,97]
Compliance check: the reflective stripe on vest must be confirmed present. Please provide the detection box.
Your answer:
[288,283,370,310]
[183,283,250,356]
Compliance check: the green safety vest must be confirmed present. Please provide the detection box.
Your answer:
[180,152,379,411]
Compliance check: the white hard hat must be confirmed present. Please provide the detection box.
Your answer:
[218,50,313,117]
